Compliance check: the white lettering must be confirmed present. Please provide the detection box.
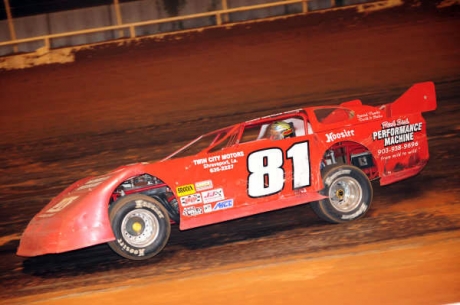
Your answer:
[325,129,355,143]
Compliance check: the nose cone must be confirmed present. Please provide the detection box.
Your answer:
[17,213,65,256]
[17,192,116,257]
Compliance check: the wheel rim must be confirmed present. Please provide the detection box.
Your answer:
[328,176,363,213]
[121,208,159,247]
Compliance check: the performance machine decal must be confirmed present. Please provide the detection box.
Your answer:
[373,118,423,160]
[373,119,422,147]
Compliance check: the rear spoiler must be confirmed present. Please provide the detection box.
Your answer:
[387,82,437,116]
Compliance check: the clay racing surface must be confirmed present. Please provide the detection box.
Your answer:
[1,4,459,305]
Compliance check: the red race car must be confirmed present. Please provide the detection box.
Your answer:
[17,82,437,260]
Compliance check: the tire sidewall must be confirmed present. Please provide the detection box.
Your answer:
[319,165,372,223]
[109,195,170,260]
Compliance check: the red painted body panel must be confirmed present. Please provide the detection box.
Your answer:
[17,165,146,256]
[17,82,436,257]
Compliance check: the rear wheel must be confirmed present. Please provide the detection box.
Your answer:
[311,165,372,223]
[108,194,170,260]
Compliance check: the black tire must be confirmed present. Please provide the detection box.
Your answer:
[311,164,373,224]
[108,194,171,260]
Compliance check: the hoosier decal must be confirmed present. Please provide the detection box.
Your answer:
[325,129,355,143]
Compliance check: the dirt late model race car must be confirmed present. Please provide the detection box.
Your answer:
[17,82,436,260]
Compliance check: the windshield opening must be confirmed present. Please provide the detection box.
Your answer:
[314,107,354,124]
[163,128,233,160]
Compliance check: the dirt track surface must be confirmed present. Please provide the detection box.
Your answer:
[1,4,460,305]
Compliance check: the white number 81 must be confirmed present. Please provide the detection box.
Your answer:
[247,142,311,197]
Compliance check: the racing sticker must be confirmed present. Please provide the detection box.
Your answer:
[182,206,203,217]
[356,110,383,122]
[76,176,110,191]
[202,188,225,203]
[192,151,245,174]
[213,199,234,211]
[373,119,422,147]
[325,129,355,143]
[39,196,79,217]
[373,118,423,160]
[180,193,203,206]
[176,184,196,196]
[203,204,212,213]
[195,180,213,191]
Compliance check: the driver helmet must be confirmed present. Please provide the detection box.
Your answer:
[266,121,294,140]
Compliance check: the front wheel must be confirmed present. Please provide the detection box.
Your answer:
[311,165,373,223]
[108,194,171,260]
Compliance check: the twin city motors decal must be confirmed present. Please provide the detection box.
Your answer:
[193,151,245,173]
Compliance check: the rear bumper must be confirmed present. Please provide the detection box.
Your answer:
[380,162,426,186]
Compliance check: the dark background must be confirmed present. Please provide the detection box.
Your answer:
[1,0,147,19]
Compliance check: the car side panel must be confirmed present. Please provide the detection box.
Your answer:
[149,135,326,230]
[312,108,430,186]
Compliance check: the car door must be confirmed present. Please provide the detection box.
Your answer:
[178,115,322,230]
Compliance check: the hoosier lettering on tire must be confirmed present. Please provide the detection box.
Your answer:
[311,165,373,224]
[108,194,171,260]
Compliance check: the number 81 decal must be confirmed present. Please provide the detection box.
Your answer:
[247,141,311,197]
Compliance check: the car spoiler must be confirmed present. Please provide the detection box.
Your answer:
[386,82,437,116]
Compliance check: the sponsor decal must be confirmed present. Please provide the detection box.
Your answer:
[195,180,213,191]
[76,176,110,191]
[192,151,244,173]
[203,204,212,213]
[372,119,423,147]
[357,111,384,122]
[176,184,196,196]
[40,196,79,217]
[325,129,355,143]
[202,188,225,203]
[180,193,203,206]
[373,118,423,161]
[182,206,203,217]
[213,199,234,211]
